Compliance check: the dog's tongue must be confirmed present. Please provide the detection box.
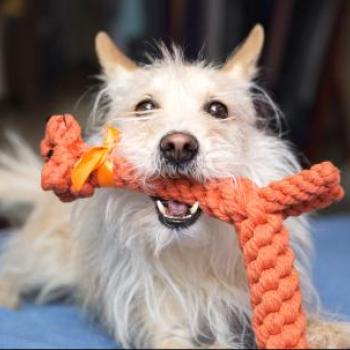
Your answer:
[167,200,188,217]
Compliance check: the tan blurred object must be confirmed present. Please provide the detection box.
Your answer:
[1,0,25,17]
[2,0,40,106]
[0,18,5,99]
[0,0,26,100]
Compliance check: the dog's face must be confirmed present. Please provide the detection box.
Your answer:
[108,62,257,181]
[92,26,275,250]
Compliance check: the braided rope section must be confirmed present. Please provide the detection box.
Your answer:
[41,115,344,349]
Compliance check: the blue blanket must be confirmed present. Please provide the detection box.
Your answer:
[0,215,349,348]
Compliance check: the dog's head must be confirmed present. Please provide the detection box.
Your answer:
[90,25,296,251]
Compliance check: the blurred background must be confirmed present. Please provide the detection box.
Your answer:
[0,0,349,217]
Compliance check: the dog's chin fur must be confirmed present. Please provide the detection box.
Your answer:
[0,45,350,349]
[73,192,314,348]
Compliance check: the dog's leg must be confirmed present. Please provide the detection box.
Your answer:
[147,313,195,348]
[0,207,77,309]
[152,335,195,349]
[0,232,36,309]
[0,229,38,309]
[138,295,196,349]
[307,316,350,349]
[144,298,233,349]
[0,135,78,308]
[0,273,21,309]
[152,331,233,349]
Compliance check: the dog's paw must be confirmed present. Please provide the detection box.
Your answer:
[154,338,232,349]
[307,318,350,349]
[205,343,232,349]
[0,282,20,309]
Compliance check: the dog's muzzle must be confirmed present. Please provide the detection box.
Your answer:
[155,132,201,228]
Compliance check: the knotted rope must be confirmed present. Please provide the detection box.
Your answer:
[40,114,344,349]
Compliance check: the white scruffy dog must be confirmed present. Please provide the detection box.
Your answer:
[0,25,350,349]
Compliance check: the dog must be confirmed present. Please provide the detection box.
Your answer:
[0,24,350,349]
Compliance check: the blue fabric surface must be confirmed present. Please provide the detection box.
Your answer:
[0,303,117,349]
[311,215,350,319]
[0,215,349,348]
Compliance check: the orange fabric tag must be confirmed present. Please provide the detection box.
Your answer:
[71,126,120,191]
[96,159,115,187]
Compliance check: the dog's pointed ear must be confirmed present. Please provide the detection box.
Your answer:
[95,32,137,78]
[222,24,264,80]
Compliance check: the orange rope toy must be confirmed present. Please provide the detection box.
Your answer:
[41,114,344,349]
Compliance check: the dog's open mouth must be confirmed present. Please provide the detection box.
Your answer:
[152,197,202,229]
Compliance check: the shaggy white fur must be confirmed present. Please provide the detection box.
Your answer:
[0,32,350,349]
[72,46,316,348]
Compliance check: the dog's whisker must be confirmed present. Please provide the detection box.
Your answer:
[119,109,162,117]
[216,115,237,122]
[109,111,163,123]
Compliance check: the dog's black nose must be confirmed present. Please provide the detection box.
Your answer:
[160,132,199,164]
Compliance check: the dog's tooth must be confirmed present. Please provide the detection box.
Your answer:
[190,201,199,214]
[156,200,166,215]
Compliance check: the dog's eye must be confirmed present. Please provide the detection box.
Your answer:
[204,101,228,119]
[135,99,158,113]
